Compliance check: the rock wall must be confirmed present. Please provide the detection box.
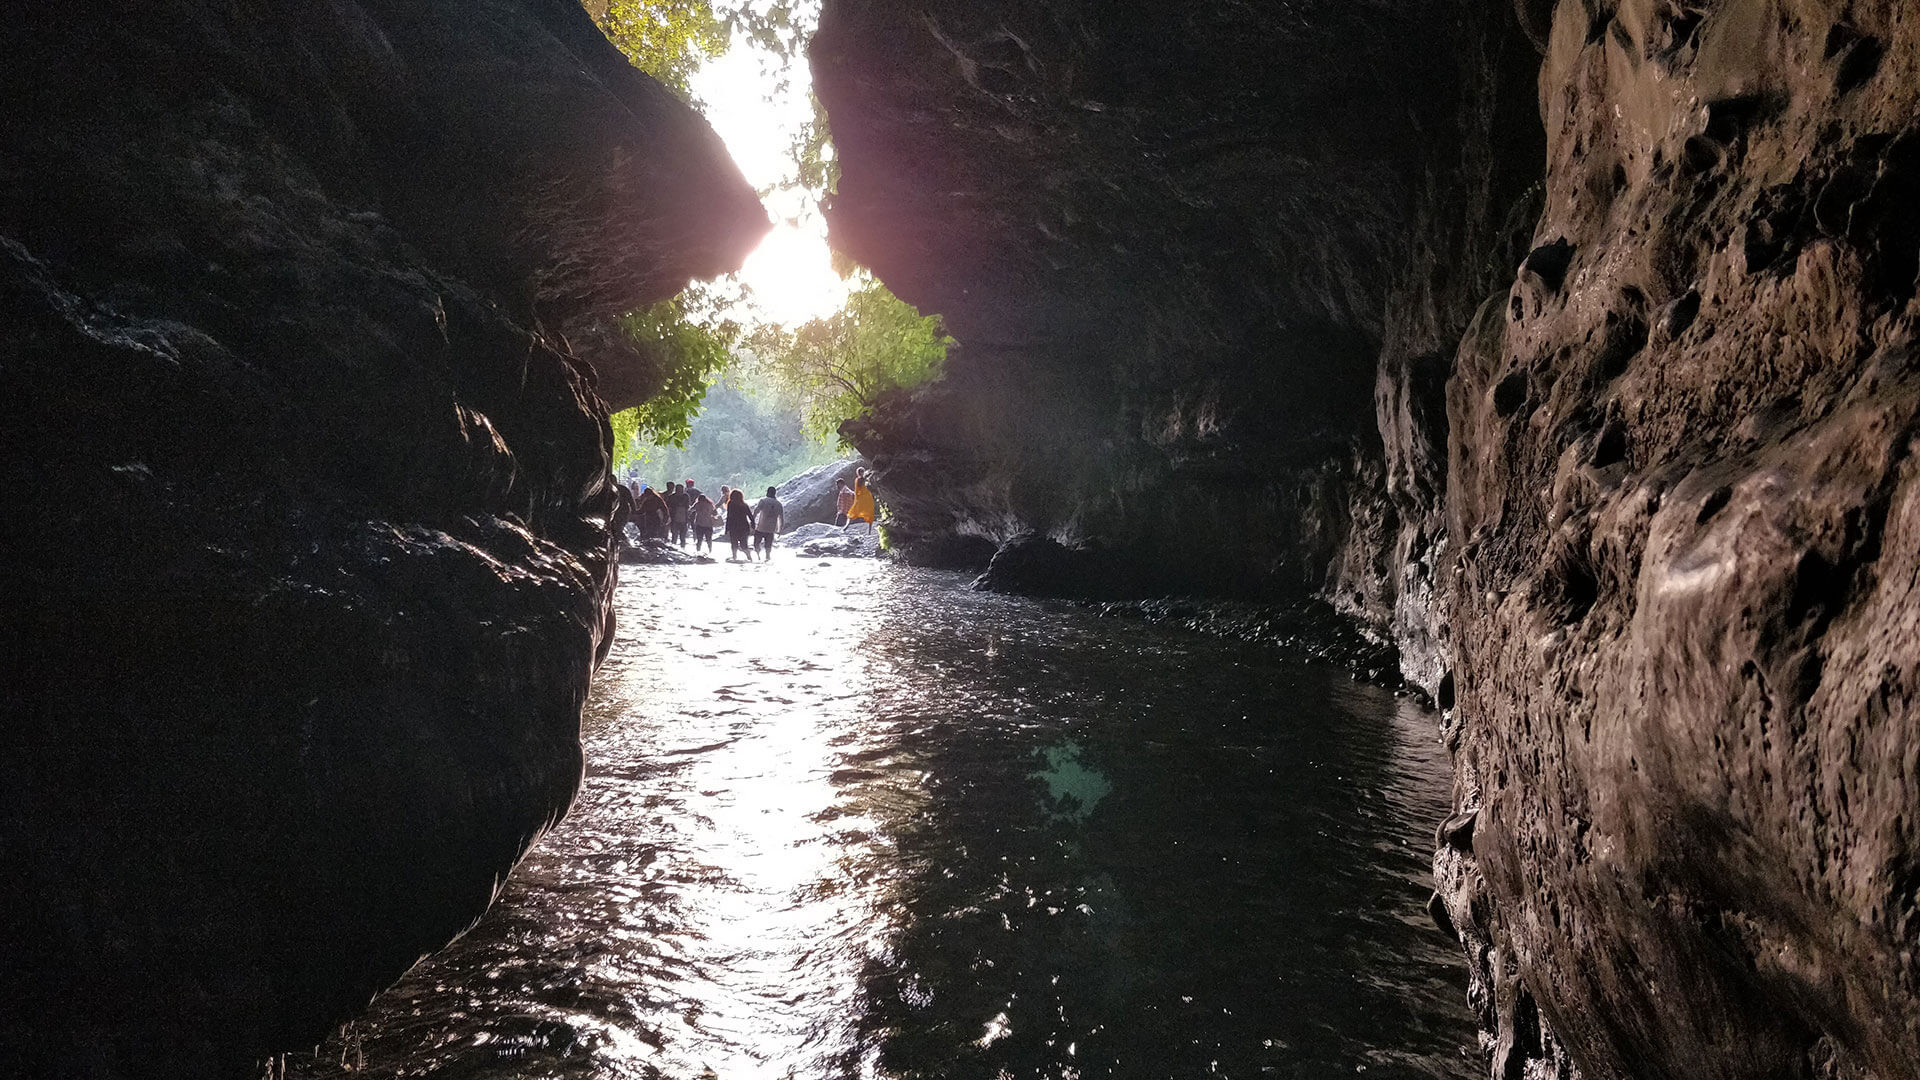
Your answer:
[1437,0,1920,1075]
[814,0,1542,643]
[816,0,1920,1076]
[0,3,762,1075]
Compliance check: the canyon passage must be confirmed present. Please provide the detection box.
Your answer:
[4,0,1920,1078]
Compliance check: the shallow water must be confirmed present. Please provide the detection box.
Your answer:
[289,559,1474,1079]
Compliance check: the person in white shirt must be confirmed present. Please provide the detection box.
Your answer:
[752,487,783,560]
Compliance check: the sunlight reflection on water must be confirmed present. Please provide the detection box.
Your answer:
[288,558,1474,1080]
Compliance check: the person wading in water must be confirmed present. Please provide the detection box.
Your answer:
[690,490,718,554]
[663,480,690,549]
[636,485,669,542]
[834,479,855,527]
[723,488,755,562]
[845,468,877,534]
[752,486,783,561]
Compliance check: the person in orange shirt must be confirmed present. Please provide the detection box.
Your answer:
[845,468,877,534]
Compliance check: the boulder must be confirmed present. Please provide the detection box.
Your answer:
[778,520,881,558]
[774,457,865,529]
[620,539,716,565]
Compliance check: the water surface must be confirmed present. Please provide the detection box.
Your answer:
[289,559,1473,1079]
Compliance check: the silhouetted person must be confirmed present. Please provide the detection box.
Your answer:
[834,479,855,527]
[691,491,718,553]
[723,488,755,562]
[663,480,690,548]
[753,486,783,560]
[636,486,668,542]
[611,482,635,548]
[845,468,876,534]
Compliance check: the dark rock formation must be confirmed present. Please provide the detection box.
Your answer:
[1437,1,1920,1076]
[815,0,1543,639]
[0,2,762,1075]
[816,0,1920,1076]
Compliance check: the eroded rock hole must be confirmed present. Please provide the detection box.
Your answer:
[1787,550,1844,626]
[1523,238,1575,292]
[1657,3,1706,58]
[1591,423,1628,468]
[1493,371,1530,418]
[1697,485,1733,523]
[1594,306,1649,383]
[1831,31,1884,94]
[1662,289,1701,337]
[1860,132,1920,302]
[1681,135,1725,177]
[1705,94,1783,144]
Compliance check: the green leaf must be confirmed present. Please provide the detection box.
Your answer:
[751,278,950,446]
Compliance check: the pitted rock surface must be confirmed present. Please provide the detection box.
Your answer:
[1439,1,1920,1076]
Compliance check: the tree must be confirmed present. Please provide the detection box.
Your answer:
[582,1,808,99]
[585,2,941,468]
[606,287,743,469]
[752,278,951,444]
[582,0,725,97]
[616,378,844,493]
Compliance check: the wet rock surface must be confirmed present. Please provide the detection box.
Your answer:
[1438,1,1920,1076]
[0,2,761,1075]
[777,521,881,558]
[620,539,717,565]
[1092,596,1404,687]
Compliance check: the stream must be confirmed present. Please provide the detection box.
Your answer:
[287,558,1475,1079]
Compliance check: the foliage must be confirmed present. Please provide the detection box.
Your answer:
[751,279,950,444]
[719,2,809,86]
[617,378,845,495]
[584,0,727,96]
[609,406,644,470]
[584,1,810,98]
[585,1,939,474]
[610,288,743,465]
[792,89,840,197]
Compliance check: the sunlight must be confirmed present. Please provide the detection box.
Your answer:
[737,219,848,325]
[687,6,849,328]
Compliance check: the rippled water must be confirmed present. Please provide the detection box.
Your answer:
[289,560,1474,1079]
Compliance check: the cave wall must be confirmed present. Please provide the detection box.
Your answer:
[814,0,1542,640]
[0,2,763,1075]
[817,0,1920,1076]
[1437,0,1920,1075]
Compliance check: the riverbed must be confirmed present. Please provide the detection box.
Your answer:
[287,558,1474,1078]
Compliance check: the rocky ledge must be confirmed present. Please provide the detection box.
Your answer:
[0,2,762,1075]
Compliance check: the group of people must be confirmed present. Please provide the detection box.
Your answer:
[834,470,878,532]
[616,468,880,563]
[624,479,785,561]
